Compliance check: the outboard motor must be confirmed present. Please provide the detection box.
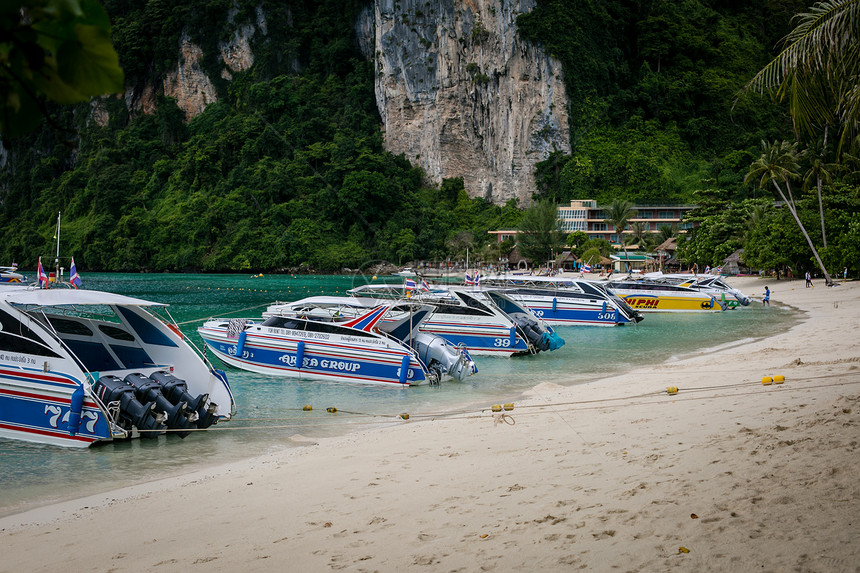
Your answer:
[517,317,549,351]
[93,375,166,438]
[124,373,195,438]
[411,332,477,383]
[150,371,218,429]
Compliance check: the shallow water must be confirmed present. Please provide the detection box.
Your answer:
[0,273,796,516]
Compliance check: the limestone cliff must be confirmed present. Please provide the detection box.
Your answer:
[358,0,570,204]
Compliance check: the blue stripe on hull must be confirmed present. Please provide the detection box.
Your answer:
[418,329,528,355]
[523,305,629,326]
[201,336,426,386]
[0,388,111,446]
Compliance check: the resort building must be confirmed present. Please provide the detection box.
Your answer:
[557,200,696,244]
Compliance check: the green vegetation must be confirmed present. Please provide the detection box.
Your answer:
[0,0,856,276]
[0,1,520,271]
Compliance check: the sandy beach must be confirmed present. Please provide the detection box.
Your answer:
[1,276,858,572]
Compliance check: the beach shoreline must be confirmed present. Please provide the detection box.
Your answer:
[1,276,858,572]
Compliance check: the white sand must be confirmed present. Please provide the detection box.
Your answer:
[1,277,858,572]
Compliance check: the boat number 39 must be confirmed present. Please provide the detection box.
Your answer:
[493,338,512,347]
[44,405,99,433]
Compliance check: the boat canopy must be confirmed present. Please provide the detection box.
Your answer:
[1,288,167,308]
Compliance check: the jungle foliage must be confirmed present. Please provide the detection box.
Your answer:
[0,0,520,271]
[0,0,856,273]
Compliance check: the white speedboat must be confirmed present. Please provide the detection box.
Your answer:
[199,304,476,386]
[642,273,751,307]
[475,275,642,326]
[0,265,26,283]
[344,286,564,355]
[0,286,235,447]
[604,276,725,312]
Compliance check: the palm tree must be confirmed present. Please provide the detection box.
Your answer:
[745,140,834,285]
[657,223,679,242]
[628,221,649,249]
[605,199,638,270]
[740,0,860,155]
[802,138,839,247]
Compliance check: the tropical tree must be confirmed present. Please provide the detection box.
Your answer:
[627,221,649,248]
[745,140,834,284]
[604,198,638,262]
[740,0,860,156]
[657,223,679,242]
[517,200,566,267]
[803,139,839,247]
[0,0,124,142]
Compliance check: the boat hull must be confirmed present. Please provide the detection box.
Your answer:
[0,367,113,447]
[615,292,720,312]
[199,324,430,386]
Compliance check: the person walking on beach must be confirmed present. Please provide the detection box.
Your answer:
[805,271,812,288]
[844,267,848,283]
[763,286,770,306]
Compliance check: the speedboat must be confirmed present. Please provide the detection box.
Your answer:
[199,304,476,386]
[0,286,235,447]
[642,273,751,307]
[0,266,26,283]
[475,275,642,326]
[276,289,564,357]
[604,276,725,312]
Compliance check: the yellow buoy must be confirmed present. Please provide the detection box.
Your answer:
[491,404,502,412]
[372,275,377,280]
[302,405,312,411]
[326,407,337,413]
[400,413,410,420]
[666,386,679,395]
[503,403,514,411]
[761,376,773,385]
[773,374,785,384]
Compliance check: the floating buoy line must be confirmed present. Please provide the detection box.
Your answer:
[134,372,860,435]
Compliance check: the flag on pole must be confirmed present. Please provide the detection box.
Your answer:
[37,257,49,288]
[420,279,431,291]
[404,278,416,291]
[70,257,81,288]
[582,263,592,273]
[465,271,474,285]
[474,273,480,286]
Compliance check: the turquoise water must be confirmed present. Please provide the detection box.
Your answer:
[0,273,796,517]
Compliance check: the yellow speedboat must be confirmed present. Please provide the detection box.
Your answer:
[605,277,723,312]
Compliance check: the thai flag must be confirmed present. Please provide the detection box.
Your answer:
[474,273,480,286]
[37,257,48,287]
[404,278,416,291]
[465,272,474,285]
[70,257,81,288]
[420,279,431,291]
[582,263,592,273]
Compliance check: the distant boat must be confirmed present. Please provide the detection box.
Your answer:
[0,286,235,447]
[392,267,417,277]
[604,276,725,312]
[476,275,642,326]
[641,273,751,307]
[199,304,477,386]
[272,289,564,357]
[0,265,26,283]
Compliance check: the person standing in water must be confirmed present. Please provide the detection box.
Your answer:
[763,286,770,306]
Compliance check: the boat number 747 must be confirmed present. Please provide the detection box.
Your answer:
[44,405,99,433]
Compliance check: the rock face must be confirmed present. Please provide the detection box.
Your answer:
[163,33,219,120]
[358,0,570,204]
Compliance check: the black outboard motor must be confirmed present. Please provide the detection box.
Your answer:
[517,317,549,351]
[124,373,195,438]
[93,375,166,438]
[150,371,218,429]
